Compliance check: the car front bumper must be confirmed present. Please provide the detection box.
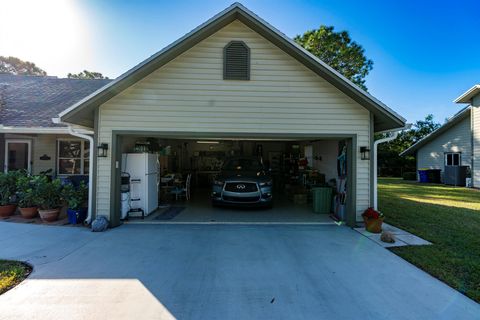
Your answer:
[211,183,272,207]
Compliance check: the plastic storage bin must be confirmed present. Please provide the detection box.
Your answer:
[67,208,87,224]
[418,170,428,183]
[312,187,333,214]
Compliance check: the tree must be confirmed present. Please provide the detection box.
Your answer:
[0,56,47,76]
[294,26,373,91]
[67,70,109,80]
[377,114,442,176]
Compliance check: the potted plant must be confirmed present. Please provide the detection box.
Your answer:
[36,176,63,222]
[362,207,384,233]
[0,171,21,217]
[16,175,39,219]
[62,181,88,224]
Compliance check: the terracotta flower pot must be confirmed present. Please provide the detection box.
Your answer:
[363,216,384,233]
[19,206,38,219]
[0,204,17,217]
[38,208,60,222]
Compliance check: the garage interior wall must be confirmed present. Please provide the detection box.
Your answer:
[96,20,371,221]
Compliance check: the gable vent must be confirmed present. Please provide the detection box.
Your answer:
[224,41,250,80]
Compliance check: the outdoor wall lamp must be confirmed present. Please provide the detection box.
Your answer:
[97,143,109,157]
[360,146,370,160]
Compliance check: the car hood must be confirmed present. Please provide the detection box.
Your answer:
[218,170,270,182]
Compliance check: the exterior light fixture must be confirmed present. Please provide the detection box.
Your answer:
[360,146,370,160]
[97,143,109,157]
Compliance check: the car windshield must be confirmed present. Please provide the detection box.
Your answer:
[223,158,263,172]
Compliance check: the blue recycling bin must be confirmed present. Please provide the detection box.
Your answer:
[418,170,428,183]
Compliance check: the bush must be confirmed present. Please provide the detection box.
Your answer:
[62,181,88,210]
[35,176,63,210]
[402,172,417,181]
[0,171,23,206]
[16,175,39,208]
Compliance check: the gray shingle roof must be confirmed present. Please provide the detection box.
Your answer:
[0,74,111,128]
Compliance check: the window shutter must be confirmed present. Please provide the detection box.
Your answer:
[224,41,250,80]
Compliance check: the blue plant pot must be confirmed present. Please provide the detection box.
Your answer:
[67,207,87,224]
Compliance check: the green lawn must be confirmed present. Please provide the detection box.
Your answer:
[378,178,480,302]
[0,260,31,295]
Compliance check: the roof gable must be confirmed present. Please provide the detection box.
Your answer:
[400,107,471,156]
[59,2,405,131]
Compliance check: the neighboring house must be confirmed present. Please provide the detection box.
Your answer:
[0,74,111,175]
[55,3,405,227]
[401,85,480,187]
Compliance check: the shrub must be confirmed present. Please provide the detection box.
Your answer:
[35,176,63,210]
[16,175,39,208]
[0,171,23,206]
[62,181,88,210]
[402,172,417,181]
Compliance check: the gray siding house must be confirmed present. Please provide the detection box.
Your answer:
[0,75,110,175]
[401,85,480,187]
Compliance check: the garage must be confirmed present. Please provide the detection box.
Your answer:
[58,4,405,229]
[113,133,354,224]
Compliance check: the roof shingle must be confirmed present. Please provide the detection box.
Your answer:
[0,74,111,128]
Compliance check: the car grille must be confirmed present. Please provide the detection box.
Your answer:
[224,182,258,193]
[222,195,260,202]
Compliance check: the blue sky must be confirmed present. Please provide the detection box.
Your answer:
[1,0,479,123]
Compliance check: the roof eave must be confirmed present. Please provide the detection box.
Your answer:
[454,85,480,104]
[400,107,471,156]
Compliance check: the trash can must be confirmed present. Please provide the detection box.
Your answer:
[312,187,333,214]
[418,170,428,183]
[426,169,441,183]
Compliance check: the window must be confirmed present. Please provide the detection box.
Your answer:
[445,153,461,166]
[57,140,90,175]
[224,41,250,80]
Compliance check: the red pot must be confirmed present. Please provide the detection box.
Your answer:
[38,209,60,222]
[19,207,38,219]
[0,204,17,217]
[363,216,384,233]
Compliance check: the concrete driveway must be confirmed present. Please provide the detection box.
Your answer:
[0,222,478,320]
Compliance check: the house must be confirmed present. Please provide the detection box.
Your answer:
[3,3,406,227]
[0,74,111,175]
[400,85,480,187]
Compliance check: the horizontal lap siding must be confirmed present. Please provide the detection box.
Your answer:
[97,20,371,220]
[473,105,480,187]
[417,116,472,179]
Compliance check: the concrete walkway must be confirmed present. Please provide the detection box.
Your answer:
[0,222,478,320]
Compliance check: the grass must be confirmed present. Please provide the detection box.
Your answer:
[378,178,480,303]
[0,260,31,295]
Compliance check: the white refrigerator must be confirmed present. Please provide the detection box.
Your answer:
[121,153,159,216]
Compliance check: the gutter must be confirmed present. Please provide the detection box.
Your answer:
[0,125,92,135]
[373,124,411,211]
[52,118,94,225]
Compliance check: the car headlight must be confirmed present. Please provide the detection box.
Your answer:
[213,179,224,186]
[259,180,272,187]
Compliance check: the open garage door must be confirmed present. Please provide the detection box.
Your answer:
[108,132,356,227]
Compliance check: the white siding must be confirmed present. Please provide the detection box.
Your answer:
[472,96,480,187]
[97,20,372,220]
[417,116,472,178]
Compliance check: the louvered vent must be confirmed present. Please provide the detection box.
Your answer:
[224,41,250,80]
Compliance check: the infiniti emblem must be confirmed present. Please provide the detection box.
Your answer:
[236,184,246,189]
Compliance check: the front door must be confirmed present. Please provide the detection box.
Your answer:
[4,140,31,173]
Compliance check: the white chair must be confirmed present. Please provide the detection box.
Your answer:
[170,173,191,201]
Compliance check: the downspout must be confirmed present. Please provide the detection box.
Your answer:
[373,124,411,210]
[67,126,94,224]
